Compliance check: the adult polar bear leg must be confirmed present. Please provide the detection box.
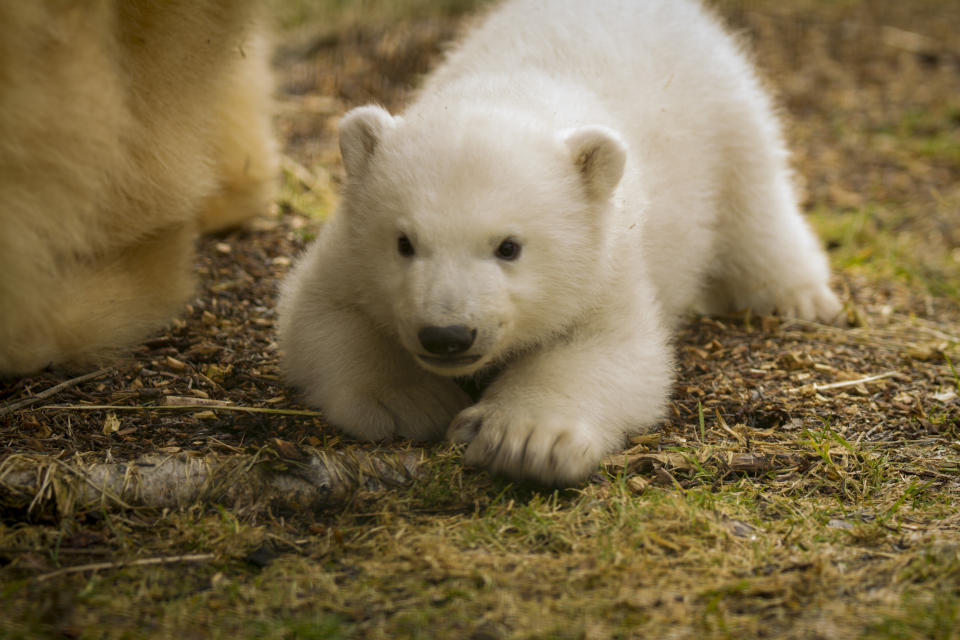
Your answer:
[448,295,673,486]
[196,29,278,234]
[704,112,842,323]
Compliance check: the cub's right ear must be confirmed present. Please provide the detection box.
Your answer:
[561,125,627,202]
[339,105,397,178]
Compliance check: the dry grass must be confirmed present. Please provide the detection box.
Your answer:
[2,0,960,638]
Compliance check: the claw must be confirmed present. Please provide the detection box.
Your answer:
[518,430,534,467]
[447,410,483,443]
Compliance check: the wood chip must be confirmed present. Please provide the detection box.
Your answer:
[102,413,121,435]
[165,356,188,371]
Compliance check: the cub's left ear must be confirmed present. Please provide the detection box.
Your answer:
[561,125,627,201]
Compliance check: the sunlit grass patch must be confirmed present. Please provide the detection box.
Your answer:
[810,205,960,299]
[872,105,960,169]
[277,157,337,221]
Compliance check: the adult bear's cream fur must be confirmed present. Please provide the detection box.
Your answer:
[0,1,277,375]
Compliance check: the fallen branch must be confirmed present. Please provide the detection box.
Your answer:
[0,368,113,417]
[34,553,215,583]
[0,448,425,517]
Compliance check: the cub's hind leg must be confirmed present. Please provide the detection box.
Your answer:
[703,118,841,324]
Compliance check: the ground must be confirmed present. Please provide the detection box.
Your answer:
[2,1,960,638]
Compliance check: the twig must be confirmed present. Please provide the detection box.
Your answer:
[33,553,216,583]
[36,404,323,417]
[0,547,114,556]
[163,395,235,407]
[0,368,112,417]
[788,371,896,395]
[717,421,745,444]
[714,408,745,445]
[812,372,896,391]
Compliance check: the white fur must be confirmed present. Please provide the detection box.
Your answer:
[0,2,277,375]
[278,0,841,485]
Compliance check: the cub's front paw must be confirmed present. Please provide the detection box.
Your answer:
[325,376,471,442]
[448,401,608,486]
[777,283,843,325]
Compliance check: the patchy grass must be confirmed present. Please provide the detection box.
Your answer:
[809,204,960,299]
[3,0,960,638]
[4,443,957,637]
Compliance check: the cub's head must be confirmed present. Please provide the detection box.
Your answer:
[336,104,627,377]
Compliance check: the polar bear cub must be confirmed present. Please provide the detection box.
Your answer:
[278,0,841,485]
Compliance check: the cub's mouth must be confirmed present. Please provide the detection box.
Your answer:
[418,354,482,368]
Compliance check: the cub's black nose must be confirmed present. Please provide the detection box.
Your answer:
[418,325,476,355]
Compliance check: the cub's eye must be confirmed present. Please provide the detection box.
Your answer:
[397,234,415,257]
[495,238,521,261]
